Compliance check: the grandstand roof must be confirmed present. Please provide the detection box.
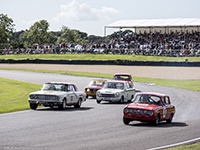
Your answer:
[105,18,200,34]
[106,18,200,28]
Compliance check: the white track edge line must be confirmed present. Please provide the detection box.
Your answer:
[147,137,200,150]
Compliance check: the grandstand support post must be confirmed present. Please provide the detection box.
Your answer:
[104,26,107,37]
[184,26,186,42]
[104,26,107,42]
[119,27,122,41]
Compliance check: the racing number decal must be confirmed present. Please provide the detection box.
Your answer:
[163,107,167,118]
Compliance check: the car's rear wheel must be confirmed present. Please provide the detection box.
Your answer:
[30,103,38,110]
[166,114,173,123]
[74,99,82,108]
[123,116,130,125]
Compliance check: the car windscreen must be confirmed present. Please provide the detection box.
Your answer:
[103,82,124,89]
[41,84,68,91]
[89,81,105,86]
[114,75,130,81]
[134,94,161,106]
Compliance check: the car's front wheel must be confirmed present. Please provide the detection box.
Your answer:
[96,100,101,104]
[153,114,160,125]
[30,103,38,110]
[118,96,124,104]
[123,116,130,125]
[58,99,66,110]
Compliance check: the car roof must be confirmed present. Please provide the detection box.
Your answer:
[106,80,128,84]
[45,82,74,86]
[92,79,107,82]
[136,92,169,97]
[114,73,131,76]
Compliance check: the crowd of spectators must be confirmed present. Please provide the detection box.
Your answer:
[1,31,200,57]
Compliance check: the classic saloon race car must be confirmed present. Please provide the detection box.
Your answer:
[96,81,135,104]
[28,82,86,110]
[113,73,134,88]
[123,92,175,125]
[84,79,107,98]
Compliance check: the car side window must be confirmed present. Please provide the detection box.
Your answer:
[164,96,170,105]
[68,85,74,92]
[126,82,130,89]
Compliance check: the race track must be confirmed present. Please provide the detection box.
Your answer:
[0,70,200,150]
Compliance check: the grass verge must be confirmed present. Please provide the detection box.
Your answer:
[0,77,41,114]
[0,53,200,62]
[1,68,200,92]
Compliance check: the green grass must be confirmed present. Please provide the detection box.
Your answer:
[0,77,41,114]
[166,142,200,150]
[1,68,200,92]
[0,53,200,62]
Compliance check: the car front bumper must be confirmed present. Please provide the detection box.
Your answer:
[124,113,156,121]
[96,97,120,102]
[28,99,62,106]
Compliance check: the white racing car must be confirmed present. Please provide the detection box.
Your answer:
[96,81,135,104]
[28,82,86,110]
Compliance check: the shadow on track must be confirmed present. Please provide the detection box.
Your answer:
[35,106,94,112]
[128,122,188,128]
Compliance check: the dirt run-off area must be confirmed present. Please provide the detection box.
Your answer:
[0,64,200,80]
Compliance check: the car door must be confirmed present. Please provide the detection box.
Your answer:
[67,85,77,104]
[124,82,134,101]
[163,96,173,119]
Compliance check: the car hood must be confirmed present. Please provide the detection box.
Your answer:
[126,102,159,110]
[98,88,123,94]
[85,85,103,89]
[30,90,66,96]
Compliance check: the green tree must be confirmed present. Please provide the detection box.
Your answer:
[23,20,51,45]
[57,26,88,44]
[0,13,15,49]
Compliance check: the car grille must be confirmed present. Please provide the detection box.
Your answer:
[30,95,58,100]
[101,94,115,97]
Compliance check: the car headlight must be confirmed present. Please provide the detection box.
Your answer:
[147,110,154,116]
[87,89,90,92]
[96,91,101,97]
[30,95,37,99]
[115,92,120,97]
[143,110,154,116]
[124,108,129,113]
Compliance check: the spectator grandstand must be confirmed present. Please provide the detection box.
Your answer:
[1,18,200,57]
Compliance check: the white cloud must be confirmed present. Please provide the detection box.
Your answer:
[52,0,118,22]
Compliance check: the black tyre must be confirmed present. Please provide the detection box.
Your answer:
[128,95,134,103]
[153,114,160,125]
[58,99,66,110]
[96,100,101,104]
[30,103,38,110]
[166,114,173,123]
[74,99,82,108]
[118,96,124,104]
[123,116,130,125]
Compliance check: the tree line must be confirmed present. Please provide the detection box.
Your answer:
[1,13,132,49]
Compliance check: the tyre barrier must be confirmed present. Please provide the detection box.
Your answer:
[0,59,200,67]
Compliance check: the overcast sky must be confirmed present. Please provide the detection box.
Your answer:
[1,0,200,36]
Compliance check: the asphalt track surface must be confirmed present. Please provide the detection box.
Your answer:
[0,70,200,150]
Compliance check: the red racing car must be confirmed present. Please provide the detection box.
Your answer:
[123,92,175,125]
[113,73,133,87]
